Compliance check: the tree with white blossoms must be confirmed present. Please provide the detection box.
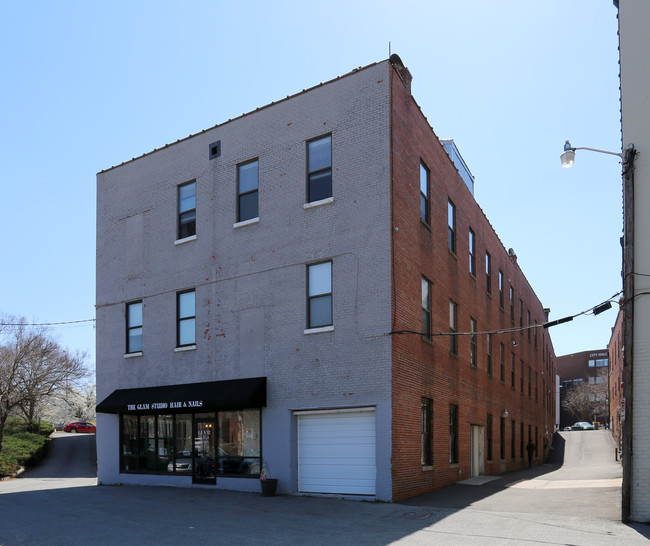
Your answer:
[0,316,90,450]
[562,368,609,425]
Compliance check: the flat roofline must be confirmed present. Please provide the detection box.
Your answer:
[98,60,382,174]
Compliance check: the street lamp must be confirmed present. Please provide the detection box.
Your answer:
[561,140,625,168]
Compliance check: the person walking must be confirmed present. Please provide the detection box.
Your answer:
[526,439,536,468]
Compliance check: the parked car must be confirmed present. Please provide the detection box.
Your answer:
[571,421,595,430]
[63,421,96,433]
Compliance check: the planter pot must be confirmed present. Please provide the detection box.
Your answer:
[260,478,278,497]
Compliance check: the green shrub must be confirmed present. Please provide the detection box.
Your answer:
[4,417,55,437]
[0,421,51,478]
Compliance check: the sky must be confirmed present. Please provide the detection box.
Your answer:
[0,1,623,367]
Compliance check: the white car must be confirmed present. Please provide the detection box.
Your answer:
[571,421,595,430]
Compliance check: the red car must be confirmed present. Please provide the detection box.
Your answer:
[63,421,96,433]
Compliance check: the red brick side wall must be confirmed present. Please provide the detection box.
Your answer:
[389,66,556,501]
[609,305,624,454]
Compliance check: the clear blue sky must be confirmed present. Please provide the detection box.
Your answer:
[0,1,622,366]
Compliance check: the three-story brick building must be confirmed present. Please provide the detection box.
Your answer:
[96,56,556,501]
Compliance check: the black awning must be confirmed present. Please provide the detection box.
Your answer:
[96,376,266,414]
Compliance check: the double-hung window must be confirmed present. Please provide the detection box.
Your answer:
[177,290,196,347]
[448,200,456,254]
[238,160,259,222]
[421,398,433,466]
[500,417,506,460]
[307,135,332,202]
[470,318,477,367]
[509,286,515,323]
[486,252,492,294]
[469,229,476,276]
[449,404,459,464]
[449,300,458,355]
[487,333,493,376]
[420,162,430,224]
[486,414,493,461]
[422,277,432,340]
[307,261,332,328]
[500,343,505,383]
[178,181,196,239]
[126,301,143,353]
[498,270,504,309]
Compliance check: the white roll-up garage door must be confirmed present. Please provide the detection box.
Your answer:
[297,408,376,496]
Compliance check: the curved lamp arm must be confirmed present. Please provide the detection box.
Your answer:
[561,140,624,168]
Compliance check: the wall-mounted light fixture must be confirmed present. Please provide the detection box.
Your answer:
[561,140,626,168]
[502,409,509,417]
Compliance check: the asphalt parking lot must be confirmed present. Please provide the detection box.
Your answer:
[0,431,648,545]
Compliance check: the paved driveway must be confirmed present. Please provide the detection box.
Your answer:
[0,430,648,545]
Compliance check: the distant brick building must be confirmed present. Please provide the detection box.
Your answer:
[96,56,556,501]
[557,349,609,429]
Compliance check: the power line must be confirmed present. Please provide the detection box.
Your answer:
[0,319,95,327]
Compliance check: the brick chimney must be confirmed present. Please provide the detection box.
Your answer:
[389,54,412,93]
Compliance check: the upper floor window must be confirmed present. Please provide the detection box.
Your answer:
[308,261,332,328]
[449,300,458,355]
[178,181,196,239]
[422,277,432,340]
[509,286,515,323]
[500,342,505,383]
[498,270,504,309]
[519,300,524,331]
[238,160,259,222]
[487,333,493,376]
[307,135,332,202]
[177,290,196,347]
[126,301,143,353]
[448,200,456,254]
[420,162,430,224]
[469,229,476,276]
[470,318,477,367]
[527,310,531,341]
[486,252,492,294]
[511,353,516,388]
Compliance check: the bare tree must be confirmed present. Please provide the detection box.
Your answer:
[0,318,89,449]
[562,369,609,424]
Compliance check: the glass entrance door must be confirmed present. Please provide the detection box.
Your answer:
[193,417,216,484]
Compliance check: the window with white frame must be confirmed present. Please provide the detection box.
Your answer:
[177,290,196,347]
[307,261,332,328]
[126,301,143,353]
[307,135,332,202]
[238,160,259,222]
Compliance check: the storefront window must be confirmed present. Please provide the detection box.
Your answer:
[217,409,261,475]
[140,415,156,472]
[172,414,193,475]
[119,409,261,478]
[157,415,173,472]
[121,415,138,472]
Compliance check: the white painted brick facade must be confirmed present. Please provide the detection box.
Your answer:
[96,62,394,498]
[619,0,650,522]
